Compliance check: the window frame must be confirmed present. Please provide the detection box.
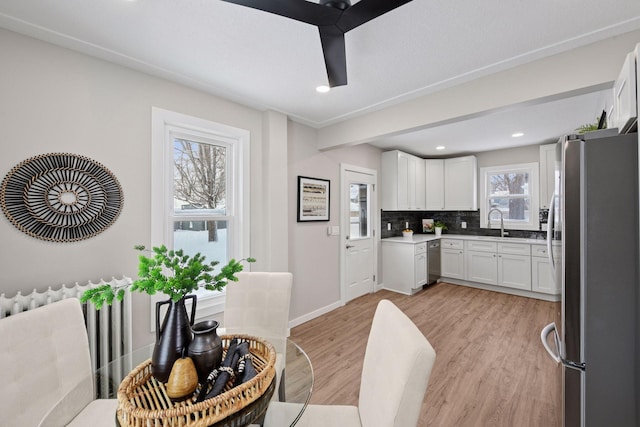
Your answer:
[479,162,539,231]
[151,107,250,322]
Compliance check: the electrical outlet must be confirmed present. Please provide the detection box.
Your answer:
[387,223,392,231]
[461,221,467,229]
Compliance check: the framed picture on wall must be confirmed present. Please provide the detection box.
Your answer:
[297,176,330,222]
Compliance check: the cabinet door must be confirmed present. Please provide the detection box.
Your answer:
[425,159,444,210]
[539,144,556,209]
[415,158,426,210]
[415,253,427,287]
[612,51,637,133]
[444,156,477,210]
[466,250,498,284]
[397,152,410,210]
[498,254,531,290]
[441,248,464,279]
[531,256,559,294]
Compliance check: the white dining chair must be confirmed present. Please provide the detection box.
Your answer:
[263,299,436,427]
[0,298,118,427]
[220,271,293,401]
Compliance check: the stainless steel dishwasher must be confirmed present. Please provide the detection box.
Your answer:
[427,240,441,285]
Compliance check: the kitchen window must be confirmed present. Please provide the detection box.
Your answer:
[151,107,250,318]
[479,163,539,231]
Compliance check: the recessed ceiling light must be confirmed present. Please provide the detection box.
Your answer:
[316,85,330,93]
[436,146,445,150]
[512,132,524,138]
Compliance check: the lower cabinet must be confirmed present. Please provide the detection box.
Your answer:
[498,253,531,290]
[531,245,560,294]
[382,241,428,295]
[435,236,560,299]
[440,239,464,279]
[466,250,497,284]
[464,241,531,290]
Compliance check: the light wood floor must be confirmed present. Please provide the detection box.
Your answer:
[289,282,561,427]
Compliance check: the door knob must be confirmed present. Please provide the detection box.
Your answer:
[346,244,355,249]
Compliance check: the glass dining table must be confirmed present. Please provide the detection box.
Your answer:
[95,338,313,427]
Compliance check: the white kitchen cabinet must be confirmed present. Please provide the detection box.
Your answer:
[381,150,425,210]
[382,241,427,295]
[498,253,531,290]
[611,51,637,134]
[465,241,498,284]
[466,250,498,284]
[440,239,464,279]
[531,245,560,294]
[539,143,556,209]
[444,156,477,210]
[464,241,531,290]
[425,159,444,210]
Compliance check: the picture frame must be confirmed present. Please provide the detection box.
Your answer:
[297,176,330,222]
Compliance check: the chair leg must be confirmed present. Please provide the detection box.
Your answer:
[278,368,286,402]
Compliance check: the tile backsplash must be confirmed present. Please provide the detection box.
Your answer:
[380,210,547,240]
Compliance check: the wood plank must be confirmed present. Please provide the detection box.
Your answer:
[289,282,561,426]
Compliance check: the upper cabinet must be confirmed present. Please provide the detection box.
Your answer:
[381,150,426,210]
[443,156,477,211]
[539,143,556,209]
[610,49,637,133]
[382,151,477,211]
[425,159,445,210]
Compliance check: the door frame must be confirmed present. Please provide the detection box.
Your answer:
[339,163,379,306]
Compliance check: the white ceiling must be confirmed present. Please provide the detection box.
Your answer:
[1,0,639,155]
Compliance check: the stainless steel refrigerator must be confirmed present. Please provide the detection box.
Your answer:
[541,130,639,427]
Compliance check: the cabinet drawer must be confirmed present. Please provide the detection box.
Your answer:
[531,245,549,257]
[415,243,427,255]
[498,243,530,256]
[466,240,497,253]
[441,239,463,250]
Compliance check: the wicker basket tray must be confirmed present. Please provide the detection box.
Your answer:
[116,335,276,427]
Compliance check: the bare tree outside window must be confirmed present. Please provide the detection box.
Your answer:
[173,138,226,242]
[489,172,529,220]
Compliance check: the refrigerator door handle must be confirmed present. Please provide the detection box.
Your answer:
[541,322,561,364]
[546,192,555,278]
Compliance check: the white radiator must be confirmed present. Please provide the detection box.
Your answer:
[0,277,133,397]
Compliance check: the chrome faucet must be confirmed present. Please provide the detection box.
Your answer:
[488,208,505,238]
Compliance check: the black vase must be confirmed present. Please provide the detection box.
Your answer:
[151,294,197,382]
[187,320,223,383]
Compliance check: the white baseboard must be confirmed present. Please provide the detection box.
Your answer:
[443,278,561,302]
[288,300,343,329]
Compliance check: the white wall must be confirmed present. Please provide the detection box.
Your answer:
[475,144,541,169]
[0,29,274,347]
[287,121,382,323]
[0,28,380,347]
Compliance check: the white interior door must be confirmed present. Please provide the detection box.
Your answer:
[341,165,377,303]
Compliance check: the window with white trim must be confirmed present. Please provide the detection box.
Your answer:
[151,108,250,318]
[480,163,539,231]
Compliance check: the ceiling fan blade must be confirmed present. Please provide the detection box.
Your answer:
[337,0,414,32]
[319,25,347,87]
[220,0,340,26]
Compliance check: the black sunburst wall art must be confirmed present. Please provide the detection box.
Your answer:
[0,153,124,242]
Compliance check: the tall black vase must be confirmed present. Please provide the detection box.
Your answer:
[151,294,197,382]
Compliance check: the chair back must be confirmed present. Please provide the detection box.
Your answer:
[0,298,94,426]
[223,272,292,353]
[358,300,436,427]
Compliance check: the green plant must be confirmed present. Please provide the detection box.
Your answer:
[434,220,448,230]
[576,112,606,134]
[81,245,256,308]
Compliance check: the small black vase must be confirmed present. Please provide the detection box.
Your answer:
[151,295,197,382]
[187,320,223,383]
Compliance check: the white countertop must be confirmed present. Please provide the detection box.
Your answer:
[382,233,548,245]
